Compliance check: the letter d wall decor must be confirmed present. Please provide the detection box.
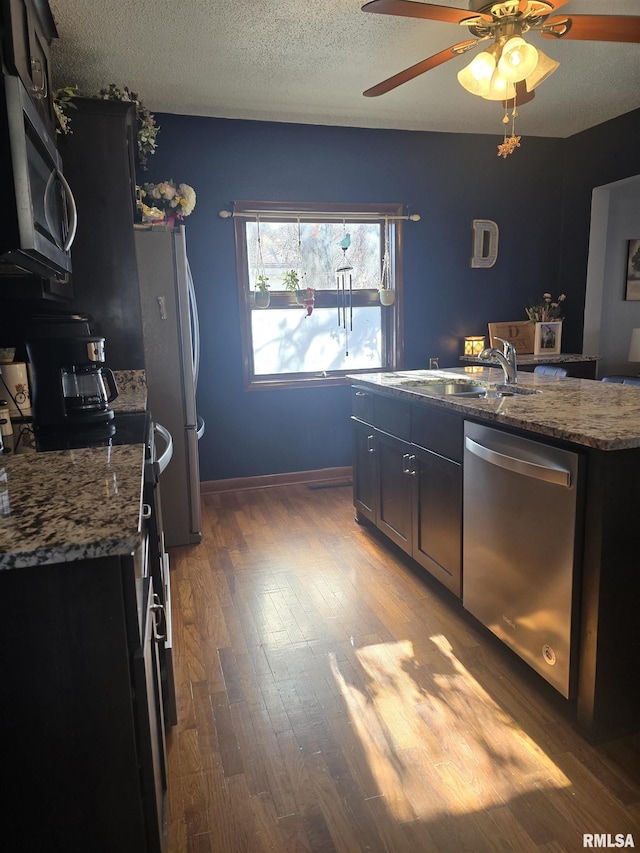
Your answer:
[471,219,499,268]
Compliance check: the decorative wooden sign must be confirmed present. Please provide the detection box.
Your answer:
[487,321,535,354]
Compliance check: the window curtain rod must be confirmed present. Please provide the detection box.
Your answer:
[219,209,420,222]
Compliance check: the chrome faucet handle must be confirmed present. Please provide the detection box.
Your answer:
[494,336,512,358]
[493,336,518,383]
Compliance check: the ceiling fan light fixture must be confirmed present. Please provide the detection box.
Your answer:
[524,49,560,91]
[482,68,516,101]
[497,36,539,82]
[457,47,498,96]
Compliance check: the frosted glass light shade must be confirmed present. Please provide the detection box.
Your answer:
[457,50,497,97]
[628,328,640,362]
[498,36,539,82]
[482,68,516,101]
[525,49,560,91]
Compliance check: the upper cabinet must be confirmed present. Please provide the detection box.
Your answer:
[58,99,146,369]
[1,0,57,131]
[0,0,76,295]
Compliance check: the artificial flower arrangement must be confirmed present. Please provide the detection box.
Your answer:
[53,83,159,169]
[138,180,197,221]
[53,85,79,135]
[525,292,566,322]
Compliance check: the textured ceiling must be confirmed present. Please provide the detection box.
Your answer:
[49,0,640,139]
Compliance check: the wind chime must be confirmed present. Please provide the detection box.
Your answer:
[336,228,353,357]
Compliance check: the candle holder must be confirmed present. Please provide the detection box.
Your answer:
[464,336,486,356]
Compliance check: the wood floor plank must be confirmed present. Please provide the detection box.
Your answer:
[165,481,640,851]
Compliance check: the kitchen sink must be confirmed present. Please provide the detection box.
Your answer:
[398,379,488,396]
[495,385,542,397]
[418,382,488,397]
[397,378,542,398]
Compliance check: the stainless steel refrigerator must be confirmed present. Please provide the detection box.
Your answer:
[134,225,204,547]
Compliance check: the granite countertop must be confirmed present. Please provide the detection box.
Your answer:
[0,369,148,571]
[349,367,640,451]
[459,353,601,366]
[0,444,145,570]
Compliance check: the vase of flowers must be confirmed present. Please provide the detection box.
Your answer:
[138,180,197,225]
[525,293,566,355]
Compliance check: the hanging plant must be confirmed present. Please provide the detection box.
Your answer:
[252,217,270,307]
[378,216,395,305]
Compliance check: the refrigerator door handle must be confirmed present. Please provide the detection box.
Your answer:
[196,415,205,440]
[186,260,200,391]
[464,436,571,487]
[154,422,174,475]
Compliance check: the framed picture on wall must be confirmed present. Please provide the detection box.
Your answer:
[625,239,640,300]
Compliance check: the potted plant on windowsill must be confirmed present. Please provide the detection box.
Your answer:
[255,275,270,308]
[282,269,307,305]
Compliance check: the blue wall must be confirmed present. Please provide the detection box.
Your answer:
[143,111,639,482]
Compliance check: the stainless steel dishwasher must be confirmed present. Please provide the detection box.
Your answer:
[463,421,582,698]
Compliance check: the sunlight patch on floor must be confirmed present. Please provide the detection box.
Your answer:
[329,635,570,820]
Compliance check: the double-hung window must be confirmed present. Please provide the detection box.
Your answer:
[233,201,403,389]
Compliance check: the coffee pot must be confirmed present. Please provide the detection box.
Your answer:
[26,334,119,430]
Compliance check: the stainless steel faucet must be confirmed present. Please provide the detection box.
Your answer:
[479,336,518,384]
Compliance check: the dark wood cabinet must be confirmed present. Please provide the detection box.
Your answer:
[0,545,168,853]
[412,444,461,596]
[1,0,57,130]
[58,98,145,369]
[376,428,413,553]
[352,417,377,524]
[351,385,463,596]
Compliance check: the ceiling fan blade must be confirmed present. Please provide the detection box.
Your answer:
[544,0,571,11]
[363,39,479,97]
[361,0,492,26]
[542,15,640,43]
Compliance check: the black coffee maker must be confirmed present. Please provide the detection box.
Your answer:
[26,315,119,430]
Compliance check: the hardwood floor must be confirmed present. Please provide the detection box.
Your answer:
[166,483,640,852]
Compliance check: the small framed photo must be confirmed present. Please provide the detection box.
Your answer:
[533,321,562,355]
[625,239,640,300]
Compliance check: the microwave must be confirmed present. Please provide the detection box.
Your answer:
[0,75,77,282]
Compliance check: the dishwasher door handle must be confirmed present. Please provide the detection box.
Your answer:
[465,436,572,487]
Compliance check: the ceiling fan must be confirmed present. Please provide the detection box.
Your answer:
[362,1,640,155]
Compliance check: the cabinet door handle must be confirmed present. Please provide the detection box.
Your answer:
[403,453,417,476]
[151,593,166,641]
[30,58,48,99]
[367,434,375,453]
[142,503,152,519]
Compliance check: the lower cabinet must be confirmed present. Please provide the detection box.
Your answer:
[352,386,462,597]
[0,543,168,853]
[411,444,461,596]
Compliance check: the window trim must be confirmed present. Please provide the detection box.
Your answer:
[234,200,404,391]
